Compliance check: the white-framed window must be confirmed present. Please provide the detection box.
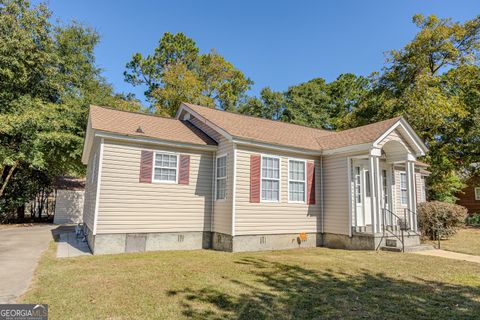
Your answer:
[216,155,227,200]
[475,187,480,201]
[288,159,306,203]
[153,152,178,183]
[400,172,408,205]
[261,156,280,202]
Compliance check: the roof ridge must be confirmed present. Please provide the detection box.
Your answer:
[183,102,333,134]
[332,116,403,134]
[90,105,181,122]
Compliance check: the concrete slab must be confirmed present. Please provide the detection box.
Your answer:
[56,232,91,258]
[412,249,480,264]
[0,224,54,303]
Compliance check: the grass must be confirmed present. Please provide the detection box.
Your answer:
[22,244,480,320]
[428,227,480,256]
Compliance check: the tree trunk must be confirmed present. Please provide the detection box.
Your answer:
[0,162,18,198]
[17,205,25,222]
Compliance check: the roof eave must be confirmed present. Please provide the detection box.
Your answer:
[232,137,322,155]
[94,130,218,151]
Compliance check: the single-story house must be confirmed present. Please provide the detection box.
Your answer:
[81,103,428,255]
[457,174,480,214]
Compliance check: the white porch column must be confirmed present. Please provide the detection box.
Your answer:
[405,158,417,231]
[369,149,382,234]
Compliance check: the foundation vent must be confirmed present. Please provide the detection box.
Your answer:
[260,236,267,244]
[178,234,185,242]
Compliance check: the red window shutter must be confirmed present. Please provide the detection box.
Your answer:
[179,154,190,185]
[307,161,316,204]
[250,155,261,203]
[139,150,153,183]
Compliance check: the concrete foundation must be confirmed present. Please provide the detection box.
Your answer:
[89,231,211,255]
[211,232,233,252]
[323,232,420,250]
[83,228,419,255]
[232,232,322,252]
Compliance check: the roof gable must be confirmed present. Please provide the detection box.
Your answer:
[89,105,217,147]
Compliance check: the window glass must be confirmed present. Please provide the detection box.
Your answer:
[153,153,178,182]
[262,157,280,201]
[400,172,408,205]
[289,160,306,202]
[216,156,227,200]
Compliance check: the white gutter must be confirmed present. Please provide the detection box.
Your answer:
[320,153,324,234]
[232,138,322,156]
[94,131,218,151]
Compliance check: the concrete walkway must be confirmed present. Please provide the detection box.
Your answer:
[0,224,55,303]
[56,230,91,258]
[413,249,480,264]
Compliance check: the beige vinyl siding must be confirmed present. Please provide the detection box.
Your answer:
[212,138,234,235]
[82,138,100,231]
[393,166,408,217]
[186,113,233,235]
[323,154,350,235]
[234,145,321,236]
[416,172,427,203]
[95,139,213,234]
[378,129,413,153]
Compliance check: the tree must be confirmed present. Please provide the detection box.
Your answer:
[239,87,285,120]
[0,0,141,218]
[348,14,480,202]
[124,33,252,116]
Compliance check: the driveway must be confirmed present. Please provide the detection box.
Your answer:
[0,224,54,303]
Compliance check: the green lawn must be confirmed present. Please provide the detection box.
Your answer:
[429,227,480,256]
[22,244,480,320]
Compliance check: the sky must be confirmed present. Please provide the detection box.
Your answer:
[39,0,480,104]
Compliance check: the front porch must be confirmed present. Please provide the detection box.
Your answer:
[348,133,423,250]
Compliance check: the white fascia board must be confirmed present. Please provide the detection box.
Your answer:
[232,137,322,156]
[81,115,93,164]
[321,143,372,156]
[94,131,218,152]
[176,104,233,141]
[373,120,427,156]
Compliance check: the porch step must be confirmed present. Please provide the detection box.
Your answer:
[380,244,434,253]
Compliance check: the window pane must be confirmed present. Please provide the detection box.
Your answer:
[154,168,176,181]
[289,181,305,202]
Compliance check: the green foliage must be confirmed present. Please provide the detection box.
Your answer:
[240,74,369,130]
[0,0,142,216]
[417,201,468,239]
[124,33,252,116]
[244,14,480,201]
[239,87,285,119]
[466,213,480,226]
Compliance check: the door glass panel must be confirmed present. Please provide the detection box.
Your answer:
[355,167,362,204]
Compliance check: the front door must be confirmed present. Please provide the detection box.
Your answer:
[354,161,372,227]
[380,165,393,224]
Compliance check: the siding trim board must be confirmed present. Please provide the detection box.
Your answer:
[93,138,104,235]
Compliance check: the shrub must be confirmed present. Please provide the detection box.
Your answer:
[466,213,480,226]
[417,201,468,239]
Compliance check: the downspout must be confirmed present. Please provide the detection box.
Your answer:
[211,150,216,244]
[320,151,324,234]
